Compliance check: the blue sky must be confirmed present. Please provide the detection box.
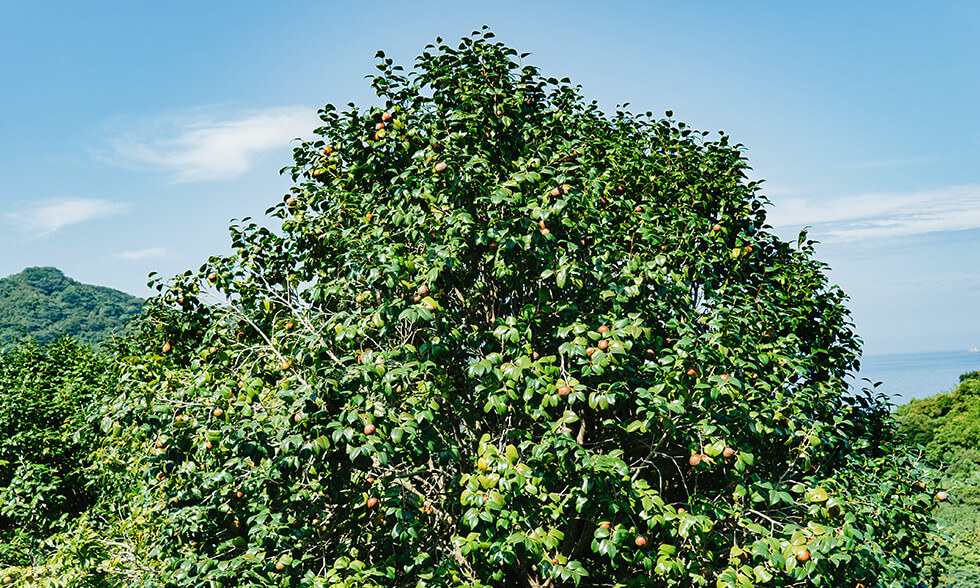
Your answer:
[0,0,977,355]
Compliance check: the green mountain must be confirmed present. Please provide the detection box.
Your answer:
[0,267,142,348]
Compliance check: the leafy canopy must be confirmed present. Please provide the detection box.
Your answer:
[24,28,940,588]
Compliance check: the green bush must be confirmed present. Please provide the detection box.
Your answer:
[0,339,106,566]
[16,28,943,588]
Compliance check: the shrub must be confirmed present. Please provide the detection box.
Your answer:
[0,339,105,566]
[37,28,941,587]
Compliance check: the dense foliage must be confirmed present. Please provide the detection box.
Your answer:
[0,29,943,588]
[0,339,107,566]
[0,267,142,349]
[895,371,980,587]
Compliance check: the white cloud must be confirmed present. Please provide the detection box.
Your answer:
[5,198,131,237]
[843,156,938,170]
[766,184,980,242]
[100,105,316,182]
[116,247,166,261]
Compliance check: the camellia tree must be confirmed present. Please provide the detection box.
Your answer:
[42,28,941,588]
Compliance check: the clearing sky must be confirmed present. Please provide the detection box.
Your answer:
[0,0,977,355]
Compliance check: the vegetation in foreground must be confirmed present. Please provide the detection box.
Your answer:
[0,267,142,350]
[0,339,107,565]
[0,29,944,587]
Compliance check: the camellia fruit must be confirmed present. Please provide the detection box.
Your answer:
[936,491,948,501]
[635,535,647,547]
[364,423,376,435]
[382,110,392,121]
[597,339,609,350]
[367,496,379,508]
[686,368,697,376]
[806,488,829,503]
[720,374,730,381]
[550,187,561,197]
[677,507,686,514]
[434,161,447,172]
[795,548,810,562]
[162,342,172,353]
[558,385,572,397]
[689,454,702,466]
[723,446,736,459]
[598,325,609,333]
[599,522,610,529]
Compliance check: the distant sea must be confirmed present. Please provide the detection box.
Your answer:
[848,350,980,405]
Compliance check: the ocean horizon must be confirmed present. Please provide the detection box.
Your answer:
[848,349,980,405]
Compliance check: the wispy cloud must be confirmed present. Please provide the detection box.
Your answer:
[116,247,166,261]
[767,184,980,242]
[843,156,938,170]
[871,271,980,291]
[4,198,131,237]
[98,105,316,182]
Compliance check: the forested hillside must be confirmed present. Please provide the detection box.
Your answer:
[895,372,980,587]
[0,267,142,348]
